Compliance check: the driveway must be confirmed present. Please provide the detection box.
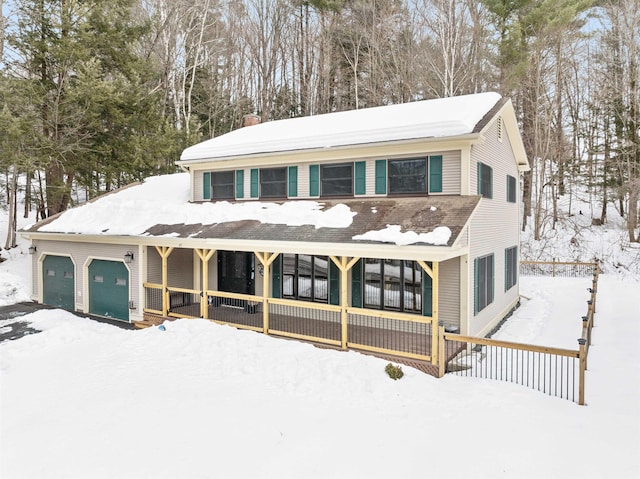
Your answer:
[0,302,135,344]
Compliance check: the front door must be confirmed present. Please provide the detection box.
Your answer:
[217,251,255,295]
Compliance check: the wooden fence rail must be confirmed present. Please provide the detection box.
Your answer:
[441,261,599,405]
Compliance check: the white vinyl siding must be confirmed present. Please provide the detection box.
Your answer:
[193,170,205,201]
[147,247,193,288]
[439,150,461,195]
[468,118,521,336]
[168,248,194,288]
[438,257,460,331]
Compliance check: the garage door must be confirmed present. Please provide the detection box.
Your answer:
[89,260,129,321]
[43,255,75,310]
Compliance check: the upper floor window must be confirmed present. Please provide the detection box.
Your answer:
[477,162,493,198]
[388,158,427,194]
[321,163,353,197]
[211,171,235,199]
[260,167,287,198]
[507,175,517,203]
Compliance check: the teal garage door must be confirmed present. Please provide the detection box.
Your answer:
[89,260,129,321]
[43,255,75,310]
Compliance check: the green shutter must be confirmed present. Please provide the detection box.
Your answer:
[507,175,516,202]
[250,169,259,198]
[235,170,244,198]
[474,258,479,315]
[271,254,282,299]
[203,172,211,200]
[375,159,386,194]
[309,164,319,196]
[288,166,298,197]
[355,161,366,195]
[351,259,363,307]
[422,268,433,316]
[329,260,340,305]
[429,155,443,193]
[477,162,482,195]
[489,254,495,303]
[504,249,509,292]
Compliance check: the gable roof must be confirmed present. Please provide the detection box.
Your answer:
[180,92,503,163]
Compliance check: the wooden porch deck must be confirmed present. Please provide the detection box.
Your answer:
[138,304,461,377]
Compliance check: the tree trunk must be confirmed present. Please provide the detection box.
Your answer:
[4,165,18,250]
[628,187,639,242]
[23,170,30,218]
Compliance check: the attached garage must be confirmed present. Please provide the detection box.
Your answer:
[88,260,130,321]
[43,255,75,310]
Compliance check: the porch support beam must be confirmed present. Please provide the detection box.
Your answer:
[418,260,439,365]
[155,246,174,318]
[330,255,359,349]
[254,252,279,334]
[195,248,216,319]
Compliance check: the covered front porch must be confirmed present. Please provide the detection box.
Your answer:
[139,245,464,371]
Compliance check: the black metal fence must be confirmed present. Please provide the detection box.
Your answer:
[441,260,600,405]
[443,335,580,402]
[520,260,598,277]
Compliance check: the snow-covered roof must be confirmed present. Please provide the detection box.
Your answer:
[180,92,502,162]
[24,173,479,249]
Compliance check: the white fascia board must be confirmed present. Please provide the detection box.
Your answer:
[22,231,468,262]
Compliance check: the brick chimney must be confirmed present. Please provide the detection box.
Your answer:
[243,114,261,127]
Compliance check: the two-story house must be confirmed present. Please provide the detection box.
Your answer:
[22,92,529,367]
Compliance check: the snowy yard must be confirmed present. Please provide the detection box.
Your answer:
[1,273,639,479]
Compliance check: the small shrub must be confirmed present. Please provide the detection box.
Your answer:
[385,363,404,380]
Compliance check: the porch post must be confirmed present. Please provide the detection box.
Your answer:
[254,252,278,334]
[418,260,439,365]
[195,249,216,319]
[330,256,359,350]
[155,246,174,318]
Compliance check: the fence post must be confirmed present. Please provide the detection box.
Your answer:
[582,315,590,348]
[578,338,587,405]
[437,323,446,378]
[552,258,556,277]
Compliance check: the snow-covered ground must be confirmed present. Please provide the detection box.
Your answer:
[1,188,640,478]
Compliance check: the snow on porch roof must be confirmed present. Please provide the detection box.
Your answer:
[179,92,503,162]
[24,173,480,249]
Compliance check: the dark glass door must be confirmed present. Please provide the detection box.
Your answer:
[217,251,255,295]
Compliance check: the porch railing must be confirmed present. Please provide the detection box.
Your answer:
[143,284,435,363]
[168,286,202,319]
[143,282,163,316]
[347,307,433,361]
[142,260,598,404]
[206,290,263,332]
[268,298,342,346]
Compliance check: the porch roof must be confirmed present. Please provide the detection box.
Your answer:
[143,195,479,249]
